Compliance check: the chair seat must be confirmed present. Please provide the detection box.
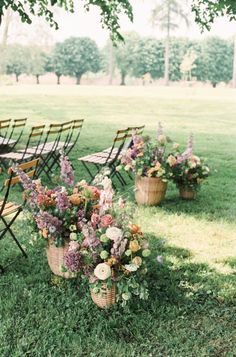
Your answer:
[0,201,21,217]
[0,152,33,160]
[18,148,50,155]
[79,152,112,165]
[0,137,17,146]
[79,147,125,165]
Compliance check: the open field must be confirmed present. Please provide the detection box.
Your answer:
[0,85,236,357]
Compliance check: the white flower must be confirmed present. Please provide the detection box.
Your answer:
[106,227,123,241]
[101,176,113,191]
[124,264,138,272]
[94,263,111,280]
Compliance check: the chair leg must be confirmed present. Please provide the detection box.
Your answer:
[1,212,27,258]
[81,161,96,182]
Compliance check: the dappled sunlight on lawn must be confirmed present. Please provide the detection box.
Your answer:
[136,207,236,274]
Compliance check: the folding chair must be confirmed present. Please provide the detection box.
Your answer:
[78,129,129,186]
[63,119,84,157]
[0,119,13,153]
[0,158,39,273]
[4,118,27,153]
[38,119,84,176]
[0,125,45,170]
[35,122,71,179]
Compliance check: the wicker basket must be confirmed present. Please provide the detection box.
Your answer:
[179,187,196,200]
[90,283,116,309]
[46,239,72,279]
[135,176,167,206]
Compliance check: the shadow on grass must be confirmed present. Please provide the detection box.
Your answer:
[1,231,236,356]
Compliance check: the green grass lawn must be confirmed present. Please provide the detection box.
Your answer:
[0,85,236,357]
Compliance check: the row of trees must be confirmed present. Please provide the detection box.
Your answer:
[0,34,234,87]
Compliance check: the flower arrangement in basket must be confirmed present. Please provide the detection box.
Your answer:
[57,172,153,308]
[170,135,210,199]
[118,123,174,205]
[14,154,102,278]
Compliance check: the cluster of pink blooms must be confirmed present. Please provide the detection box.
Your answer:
[60,153,75,187]
[176,134,194,164]
[35,211,62,236]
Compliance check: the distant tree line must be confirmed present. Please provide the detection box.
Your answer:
[0,34,234,87]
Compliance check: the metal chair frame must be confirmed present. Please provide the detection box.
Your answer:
[0,159,39,273]
[0,125,45,169]
[79,125,145,186]
[79,129,129,186]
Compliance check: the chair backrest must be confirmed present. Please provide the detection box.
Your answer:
[40,122,63,154]
[0,119,11,144]
[125,125,145,149]
[0,159,39,216]
[20,125,45,161]
[105,128,129,164]
[7,118,27,149]
[64,119,84,155]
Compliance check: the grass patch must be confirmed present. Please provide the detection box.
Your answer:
[0,85,236,357]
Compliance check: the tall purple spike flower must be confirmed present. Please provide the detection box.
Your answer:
[157,122,163,137]
[176,134,194,164]
[35,211,62,236]
[64,249,82,273]
[187,134,193,156]
[60,153,75,187]
[12,165,44,207]
[56,190,71,212]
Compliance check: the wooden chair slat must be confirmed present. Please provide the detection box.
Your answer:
[2,204,21,217]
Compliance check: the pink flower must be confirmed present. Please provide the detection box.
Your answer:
[88,186,100,200]
[60,153,75,187]
[68,241,80,251]
[118,198,126,209]
[91,213,100,227]
[100,214,113,227]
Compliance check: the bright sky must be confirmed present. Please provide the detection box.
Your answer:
[2,0,236,47]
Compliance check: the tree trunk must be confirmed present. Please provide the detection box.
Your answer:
[15,74,19,82]
[56,74,61,85]
[36,75,40,84]
[212,82,217,88]
[108,39,115,85]
[76,75,82,85]
[233,34,236,88]
[164,3,170,86]
[1,8,11,47]
[120,72,126,86]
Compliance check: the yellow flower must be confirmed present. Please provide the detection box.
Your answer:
[42,228,48,239]
[129,240,141,253]
[158,134,167,145]
[173,142,180,150]
[132,256,142,267]
[147,162,161,177]
[167,155,177,167]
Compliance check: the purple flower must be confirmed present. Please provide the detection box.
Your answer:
[56,190,71,212]
[60,153,74,187]
[157,122,163,137]
[35,211,62,236]
[12,165,44,207]
[64,249,82,273]
[81,222,101,249]
[187,134,193,156]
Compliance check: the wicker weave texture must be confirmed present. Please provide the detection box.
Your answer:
[46,240,72,279]
[135,176,167,206]
[179,187,196,200]
[91,284,116,309]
